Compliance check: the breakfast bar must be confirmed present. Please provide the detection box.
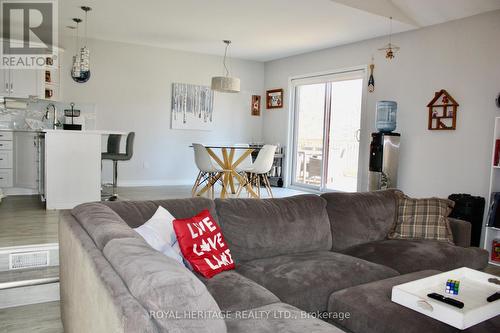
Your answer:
[43,129,126,209]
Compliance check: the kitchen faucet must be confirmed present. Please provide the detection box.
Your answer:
[43,103,61,129]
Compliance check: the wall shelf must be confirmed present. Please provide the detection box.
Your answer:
[483,117,500,262]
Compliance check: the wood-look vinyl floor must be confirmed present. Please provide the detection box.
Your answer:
[0,195,60,248]
[0,301,63,333]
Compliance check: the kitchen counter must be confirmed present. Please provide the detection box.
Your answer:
[43,129,128,209]
[0,128,43,133]
[1,128,127,135]
[1,128,128,209]
[42,129,127,135]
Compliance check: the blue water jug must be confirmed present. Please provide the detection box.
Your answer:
[376,101,397,132]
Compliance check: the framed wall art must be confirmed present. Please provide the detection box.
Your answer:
[266,89,283,109]
[251,95,261,116]
[171,83,214,131]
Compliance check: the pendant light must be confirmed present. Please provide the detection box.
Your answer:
[211,40,240,93]
[70,18,82,80]
[71,6,92,83]
[378,17,400,60]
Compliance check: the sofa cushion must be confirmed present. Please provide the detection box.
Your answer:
[328,270,500,333]
[341,239,489,274]
[388,193,454,243]
[199,270,280,312]
[102,197,218,228]
[134,206,184,264]
[174,209,235,278]
[72,203,142,250]
[236,251,399,312]
[321,190,398,251]
[103,237,226,333]
[225,302,343,333]
[215,195,332,263]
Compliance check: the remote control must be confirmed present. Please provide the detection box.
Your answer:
[487,292,500,302]
[427,292,464,309]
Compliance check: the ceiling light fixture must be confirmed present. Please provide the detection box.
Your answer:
[211,40,240,93]
[378,17,400,60]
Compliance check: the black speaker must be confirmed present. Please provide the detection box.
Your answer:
[496,93,500,108]
[448,194,485,247]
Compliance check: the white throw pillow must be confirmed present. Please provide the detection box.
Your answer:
[134,206,184,264]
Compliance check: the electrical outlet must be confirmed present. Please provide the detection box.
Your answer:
[143,162,150,169]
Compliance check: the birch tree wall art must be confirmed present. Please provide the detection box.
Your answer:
[171,83,214,131]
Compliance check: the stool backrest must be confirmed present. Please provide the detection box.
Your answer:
[105,132,134,160]
[107,134,121,154]
[252,145,277,174]
[125,132,135,159]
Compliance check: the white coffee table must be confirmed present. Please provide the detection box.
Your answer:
[392,267,500,330]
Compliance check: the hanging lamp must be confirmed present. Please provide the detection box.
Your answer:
[71,6,92,83]
[211,40,240,93]
[378,17,400,60]
[70,18,82,80]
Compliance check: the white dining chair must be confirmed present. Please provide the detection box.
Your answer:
[237,144,277,198]
[192,143,224,198]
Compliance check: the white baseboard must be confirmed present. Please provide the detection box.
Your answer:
[117,179,193,187]
[3,188,39,196]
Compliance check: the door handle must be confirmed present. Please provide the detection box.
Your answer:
[355,129,361,142]
[9,82,13,93]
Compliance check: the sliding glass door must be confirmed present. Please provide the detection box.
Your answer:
[291,70,364,192]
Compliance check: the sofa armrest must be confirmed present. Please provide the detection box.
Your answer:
[449,218,471,247]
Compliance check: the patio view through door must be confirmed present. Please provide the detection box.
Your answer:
[291,70,364,192]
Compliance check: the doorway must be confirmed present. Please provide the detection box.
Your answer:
[291,69,364,192]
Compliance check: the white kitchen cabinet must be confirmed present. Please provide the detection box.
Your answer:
[0,68,9,95]
[0,68,42,98]
[0,169,13,188]
[14,132,39,189]
[0,131,13,188]
[0,151,13,169]
[9,69,41,98]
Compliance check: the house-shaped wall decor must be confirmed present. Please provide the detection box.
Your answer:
[427,89,459,130]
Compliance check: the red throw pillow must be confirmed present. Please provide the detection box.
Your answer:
[173,210,234,278]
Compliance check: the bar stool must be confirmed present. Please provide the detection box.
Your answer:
[102,132,135,201]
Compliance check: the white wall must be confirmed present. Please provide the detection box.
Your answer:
[263,10,500,198]
[60,38,264,185]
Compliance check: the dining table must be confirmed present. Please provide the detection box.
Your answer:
[190,145,261,199]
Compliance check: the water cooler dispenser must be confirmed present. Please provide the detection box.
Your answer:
[369,101,401,191]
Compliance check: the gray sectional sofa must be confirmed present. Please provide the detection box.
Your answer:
[59,190,489,332]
